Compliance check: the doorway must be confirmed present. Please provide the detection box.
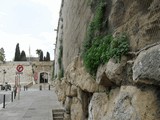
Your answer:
[40,72,48,83]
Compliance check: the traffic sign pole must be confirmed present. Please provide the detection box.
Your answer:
[18,74,20,100]
[16,65,24,100]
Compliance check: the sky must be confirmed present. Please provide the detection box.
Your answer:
[0,0,61,61]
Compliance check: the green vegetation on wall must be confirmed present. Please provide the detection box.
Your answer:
[83,34,129,75]
[58,45,63,69]
[58,40,64,80]
[58,68,64,80]
[82,0,129,75]
[83,0,106,53]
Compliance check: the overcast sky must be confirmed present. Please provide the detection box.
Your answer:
[0,0,61,61]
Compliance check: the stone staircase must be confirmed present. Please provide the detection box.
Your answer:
[52,109,65,120]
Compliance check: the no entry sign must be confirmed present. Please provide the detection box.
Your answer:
[16,65,24,72]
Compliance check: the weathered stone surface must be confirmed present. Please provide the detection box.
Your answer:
[54,0,160,119]
[133,45,160,85]
[65,56,106,93]
[105,57,127,85]
[88,93,109,120]
[96,57,127,86]
[54,0,93,75]
[70,85,78,97]
[65,83,78,97]
[64,97,72,114]
[70,97,84,120]
[89,86,160,120]
[64,113,71,120]
[96,63,114,87]
[54,79,67,102]
[109,0,160,52]
[109,93,139,120]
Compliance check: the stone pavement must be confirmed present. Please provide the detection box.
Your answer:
[0,85,63,120]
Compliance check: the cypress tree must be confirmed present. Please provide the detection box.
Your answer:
[20,50,27,61]
[46,52,50,61]
[14,43,21,61]
[39,51,43,61]
[0,48,5,62]
[44,56,46,61]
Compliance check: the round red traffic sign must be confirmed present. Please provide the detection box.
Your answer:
[16,65,24,72]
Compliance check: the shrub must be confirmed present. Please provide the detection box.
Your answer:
[82,0,129,76]
[83,0,106,54]
[83,34,129,75]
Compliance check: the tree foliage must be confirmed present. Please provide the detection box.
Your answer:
[46,52,50,61]
[82,1,129,75]
[83,34,129,75]
[20,50,27,61]
[39,51,43,61]
[0,48,5,62]
[36,49,42,56]
[14,43,21,61]
[44,56,46,61]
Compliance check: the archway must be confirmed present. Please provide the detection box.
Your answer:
[40,72,48,83]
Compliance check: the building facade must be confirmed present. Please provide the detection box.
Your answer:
[0,61,53,87]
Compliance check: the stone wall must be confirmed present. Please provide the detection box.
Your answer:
[54,0,160,120]
[54,0,93,76]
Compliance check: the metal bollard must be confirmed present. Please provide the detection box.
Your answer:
[3,94,5,108]
[14,89,16,99]
[40,85,42,91]
[11,92,13,102]
[49,85,50,90]
[24,86,25,91]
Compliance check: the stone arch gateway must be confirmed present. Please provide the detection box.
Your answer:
[39,72,48,83]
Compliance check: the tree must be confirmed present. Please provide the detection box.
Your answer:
[36,49,42,56]
[14,43,21,61]
[20,50,27,61]
[0,48,5,62]
[39,51,43,61]
[46,52,50,61]
[36,49,42,61]
[44,56,46,61]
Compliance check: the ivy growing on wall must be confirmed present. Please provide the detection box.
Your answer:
[82,0,129,75]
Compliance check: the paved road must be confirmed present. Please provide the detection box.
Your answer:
[0,91,11,105]
[0,86,63,120]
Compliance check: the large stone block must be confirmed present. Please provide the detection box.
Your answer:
[88,93,109,120]
[66,84,77,97]
[89,86,160,120]
[96,57,127,87]
[133,44,160,85]
[65,56,106,93]
[70,97,84,120]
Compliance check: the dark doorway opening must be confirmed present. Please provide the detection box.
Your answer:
[40,72,48,83]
